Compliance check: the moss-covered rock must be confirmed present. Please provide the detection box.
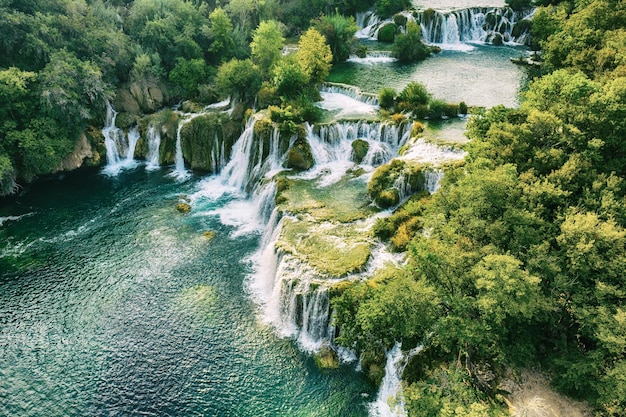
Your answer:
[277,175,377,223]
[368,159,425,208]
[180,112,242,172]
[376,188,400,208]
[314,344,340,369]
[393,13,408,27]
[284,137,314,171]
[138,110,179,165]
[377,23,397,43]
[277,218,372,277]
[176,202,191,213]
[115,112,138,131]
[351,139,370,163]
[361,348,387,385]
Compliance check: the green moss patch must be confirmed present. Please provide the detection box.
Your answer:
[277,175,378,223]
[277,218,372,277]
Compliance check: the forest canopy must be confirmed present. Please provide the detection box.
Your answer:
[332,0,626,415]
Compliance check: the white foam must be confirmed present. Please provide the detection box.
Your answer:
[317,92,378,118]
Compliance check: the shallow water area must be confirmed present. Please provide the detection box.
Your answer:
[330,44,528,108]
[0,168,375,417]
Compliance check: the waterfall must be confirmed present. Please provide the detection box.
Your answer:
[126,127,140,160]
[417,7,535,47]
[253,231,334,352]
[355,7,533,47]
[370,344,423,417]
[424,170,444,193]
[218,119,287,192]
[320,83,379,106]
[348,50,396,65]
[145,124,161,171]
[355,11,381,39]
[102,102,139,176]
[172,117,190,180]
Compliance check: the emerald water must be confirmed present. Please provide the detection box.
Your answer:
[0,167,375,416]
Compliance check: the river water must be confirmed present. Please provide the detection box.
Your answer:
[0,169,374,416]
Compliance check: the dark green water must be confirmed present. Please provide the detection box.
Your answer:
[0,167,374,417]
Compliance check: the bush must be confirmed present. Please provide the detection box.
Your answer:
[393,13,408,27]
[392,21,430,63]
[355,43,368,58]
[379,87,396,110]
[392,113,407,125]
[397,82,431,113]
[428,99,448,119]
[459,101,468,115]
[257,82,281,109]
[377,23,397,43]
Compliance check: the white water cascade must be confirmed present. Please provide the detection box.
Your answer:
[219,116,286,193]
[145,124,161,171]
[320,84,379,106]
[418,7,535,46]
[370,344,423,417]
[355,7,534,48]
[172,116,191,180]
[191,115,455,360]
[102,102,140,176]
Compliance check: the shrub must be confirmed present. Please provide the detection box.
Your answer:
[379,87,396,110]
[397,82,431,114]
[393,13,408,27]
[412,121,425,136]
[392,113,407,125]
[428,99,448,119]
[392,21,430,63]
[377,23,397,43]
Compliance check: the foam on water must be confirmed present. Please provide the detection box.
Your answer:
[317,92,378,118]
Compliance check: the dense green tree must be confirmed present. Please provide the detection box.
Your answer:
[271,55,309,99]
[207,7,237,63]
[250,20,284,80]
[169,58,211,97]
[311,13,357,63]
[376,0,411,18]
[295,28,333,84]
[215,58,261,102]
[39,50,111,128]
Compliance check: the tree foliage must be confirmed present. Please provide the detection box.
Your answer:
[296,28,332,84]
[392,21,431,63]
[311,13,357,63]
[250,20,285,79]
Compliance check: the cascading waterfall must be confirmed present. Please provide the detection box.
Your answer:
[219,117,287,193]
[320,84,379,106]
[355,7,534,47]
[355,11,381,39]
[172,117,190,180]
[348,50,395,65]
[145,124,161,171]
[102,102,140,175]
[370,344,423,417]
[126,127,140,161]
[417,7,535,46]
